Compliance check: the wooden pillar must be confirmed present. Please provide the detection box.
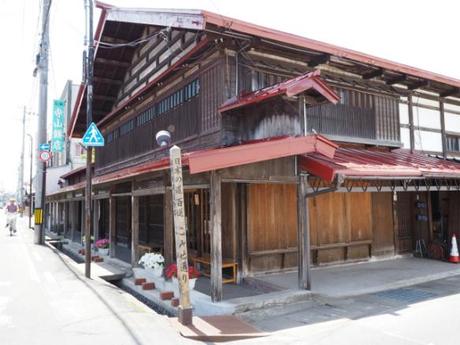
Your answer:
[93,199,100,240]
[392,192,400,254]
[239,184,249,280]
[69,201,75,242]
[63,201,68,237]
[210,171,223,302]
[164,187,174,266]
[408,94,415,153]
[109,195,116,258]
[56,202,61,234]
[131,195,139,267]
[297,173,311,290]
[440,99,447,158]
[81,200,85,244]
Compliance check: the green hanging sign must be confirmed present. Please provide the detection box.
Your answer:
[51,99,65,152]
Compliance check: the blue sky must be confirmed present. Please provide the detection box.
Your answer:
[1,0,459,192]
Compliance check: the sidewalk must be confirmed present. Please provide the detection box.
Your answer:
[0,216,197,345]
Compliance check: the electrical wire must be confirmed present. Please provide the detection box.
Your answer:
[97,30,164,49]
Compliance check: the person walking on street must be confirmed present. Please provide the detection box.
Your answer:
[5,198,18,235]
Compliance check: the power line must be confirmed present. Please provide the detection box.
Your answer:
[97,30,164,49]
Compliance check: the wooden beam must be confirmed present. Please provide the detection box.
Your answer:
[163,187,174,266]
[362,68,384,80]
[408,95,415,153]
[297,173,311,290]
[440,87,459,98]
[308,54,329,67]
[100,35,131,44]
[93,95,117,103]
[109,195,116,258]
[210,171,223,302]
[408,80,429,90]
[93,76,123,86]
[386,75,407,85]
[131,195,139,267]
[440,99,447,158]
[94,58,130,68]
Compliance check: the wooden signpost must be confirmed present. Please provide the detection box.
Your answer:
[169,145,193,325]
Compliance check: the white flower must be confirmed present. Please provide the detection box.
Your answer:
[138,252,165,269]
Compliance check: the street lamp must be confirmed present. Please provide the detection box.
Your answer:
[26,134,33,229]
[155,130,171,147]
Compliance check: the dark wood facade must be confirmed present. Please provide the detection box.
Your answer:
[48,7,460,304]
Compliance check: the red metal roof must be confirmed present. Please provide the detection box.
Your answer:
[188,134,337,174]
[219,70,339,113]
[60,166,87,180]
[91,134,337,185]
[300,148,460,182]
[46,181,86,197]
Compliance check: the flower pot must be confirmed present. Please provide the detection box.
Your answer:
[172,277,197,291]
[98,248,109,256]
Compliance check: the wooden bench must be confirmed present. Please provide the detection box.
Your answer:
[191,256,237,284]
[138,244,163,256]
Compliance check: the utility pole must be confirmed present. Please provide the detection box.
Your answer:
[34,0,51,244]
[84,0,94,278]
[19,107,26,213]
[27,134,33,229]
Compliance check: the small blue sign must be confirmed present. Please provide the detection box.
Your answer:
[39,143,50,151]
[82,122,105,147]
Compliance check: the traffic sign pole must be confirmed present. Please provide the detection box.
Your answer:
[84,0,94,279]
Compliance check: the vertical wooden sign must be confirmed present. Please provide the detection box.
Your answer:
[169,145,193,325]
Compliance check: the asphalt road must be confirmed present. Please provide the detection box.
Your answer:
[4,214,460,345]
[0,215,195,345]
[231,267,460,344]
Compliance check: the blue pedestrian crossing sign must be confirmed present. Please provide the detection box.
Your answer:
[82,122,105,147]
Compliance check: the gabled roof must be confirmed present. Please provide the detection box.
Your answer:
[219,70,339,113]
[69,2,460,138]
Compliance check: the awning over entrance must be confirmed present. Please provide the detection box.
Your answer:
[89,134,337,186]
[301,147,460,183]
[218,70,340,113]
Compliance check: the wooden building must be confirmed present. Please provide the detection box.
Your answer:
[47,2,460,302]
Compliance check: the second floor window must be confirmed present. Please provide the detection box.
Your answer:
[446,135,460,152]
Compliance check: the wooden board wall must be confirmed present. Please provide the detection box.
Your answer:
[247,184,297,272]
[372,192,395,257]
[245,185,396,273]
[309,193,373,264]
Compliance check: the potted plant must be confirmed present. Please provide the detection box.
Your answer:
[81,235,94,251]
[138,252,165,278]
[165,263,200,290]
[95,239,110,256]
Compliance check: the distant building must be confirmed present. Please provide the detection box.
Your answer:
[46,80,85,196]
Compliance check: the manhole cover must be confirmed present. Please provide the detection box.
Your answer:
[374,288,436,304]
